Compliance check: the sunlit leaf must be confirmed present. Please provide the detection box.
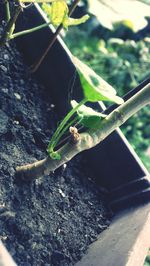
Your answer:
[63,15,90,29]
[72,56,124,104]
[42,1,89,29]
[113,19,135,32]
[42,1,68,27]
[71,100,106,128]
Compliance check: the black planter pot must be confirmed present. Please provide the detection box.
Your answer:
[0,3,150,266]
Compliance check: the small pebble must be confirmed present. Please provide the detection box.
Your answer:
[0,203,5,208]
[63,163,67,170]
[0,211,15,219]
[58,228,61,233]
[4,54,9,60]
[14,93,21,100]
[58,188,66,198]
[2,88,8,94]
[0,204,6,214]
[0,236,8,241]
[0,110,9,135]
[2,20,6,26]
[13,120,19,125]
[0,65,7,72]
[20,79,24,85]
[9,167,15,176]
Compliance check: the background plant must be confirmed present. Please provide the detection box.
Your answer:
[64,9,150,170]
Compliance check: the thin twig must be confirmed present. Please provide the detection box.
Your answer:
[30,0,81,73]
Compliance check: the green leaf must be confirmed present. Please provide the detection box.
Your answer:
[113,20,136,32]
[71,100,106,129]
[42,1,68,27]
[42,1,89,29]
[72,56,124,104]
[63,15,90,29]
[42,3,52,17]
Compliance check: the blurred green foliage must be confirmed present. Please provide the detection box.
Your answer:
[144,249,150,266]
[65,28,150,171]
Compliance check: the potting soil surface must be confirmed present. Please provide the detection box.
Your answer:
[0,40,111,265]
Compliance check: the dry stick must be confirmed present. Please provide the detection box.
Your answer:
[16,82,150,181]
[30,0,81,73]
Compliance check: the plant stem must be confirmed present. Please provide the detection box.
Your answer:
[89,82,150,145]
[55,121,82,150]
[0,5,22,46]
[30,0,81,73]
[16,82,150,180]
[50,116,80,152]
[48,98,86,153]
[5,0,11,22]
[11,22,51,39]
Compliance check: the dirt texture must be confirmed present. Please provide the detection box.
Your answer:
[0,40,111,266]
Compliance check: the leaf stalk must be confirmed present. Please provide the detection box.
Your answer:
[48,98,87,155]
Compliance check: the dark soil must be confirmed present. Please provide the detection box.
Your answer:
[0,40,111,266]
